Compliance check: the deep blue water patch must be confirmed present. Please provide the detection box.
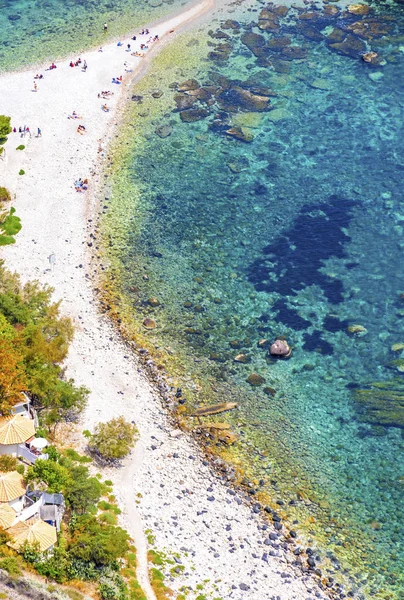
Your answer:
[303,330,334,356]
[248,196,356,303]
[271,299,311,330]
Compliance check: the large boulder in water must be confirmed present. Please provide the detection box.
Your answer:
[177,79,200,92]
[180,108,209,123]
[174,94,197,111]
[329,34,366,57]
[269,339,292,358]
[217,86,271,112]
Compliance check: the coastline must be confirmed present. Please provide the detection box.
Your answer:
[0,2,336,599]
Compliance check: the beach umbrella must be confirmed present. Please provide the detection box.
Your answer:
[0,471,25,503]
[0,504,16,529]
[8,518,57,552]
[0,415,35,445]
[30,438,48,450]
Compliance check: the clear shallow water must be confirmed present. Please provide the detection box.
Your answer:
[101,1,404,598]
[0,0,188,71]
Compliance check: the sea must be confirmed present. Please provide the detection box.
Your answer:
[2,0,403,598]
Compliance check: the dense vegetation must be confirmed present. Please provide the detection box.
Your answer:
[0,260,87,427]
[0,115,11,149]
[0,262,145,599]
[24,449,131,598]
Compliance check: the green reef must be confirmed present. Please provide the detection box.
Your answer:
[353,379,404,428]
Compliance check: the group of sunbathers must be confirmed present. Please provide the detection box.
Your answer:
[112,76,123,84]
[98,90,114,99]
[74,178,88,192]
[68,111,82,119]
[77,124,86,134]
[69,58,82,67]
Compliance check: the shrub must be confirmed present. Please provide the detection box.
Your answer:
[0,556,21,576]
[68,514,130,567]
[0,455,18,472]
[89,417,138,461]
[16,145,25,151]
[18,170,25,175]
[0,207,22,246]
[0,116,11,144]
[0,187,11,203]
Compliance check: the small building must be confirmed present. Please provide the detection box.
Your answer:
[7,517,57,552]
[0,503,17,529]
[0,415,35,458]
[26,491,65,531]
[0,470,26,513]
[0,415,48,465]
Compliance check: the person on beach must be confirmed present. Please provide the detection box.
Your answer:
[83,59,87,71]
[37,127,42,137]
[127,43,131,52]
[33,81,37,91]
[132,35,136,41]
[104,22,108,32]
[26,126,31,137]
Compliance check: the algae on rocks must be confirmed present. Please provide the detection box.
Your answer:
[353,379,404,428]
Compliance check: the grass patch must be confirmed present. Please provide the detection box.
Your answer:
[145,529,155,545]
[18,169,25,175]
[98,500,121,514]
[65,590,84,600]
[150,568,173,600]
[170,565,184,577]
[16,145,25,150]
[63,448,92,463]
[98,511,118,525]
[148,549,166,566]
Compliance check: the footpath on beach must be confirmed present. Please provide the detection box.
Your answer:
[0,0,333,598]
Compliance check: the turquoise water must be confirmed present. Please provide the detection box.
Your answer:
[0,0,188,71]
[103,1,404,598]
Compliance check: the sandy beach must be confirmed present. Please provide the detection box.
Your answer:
[0,2,334,599]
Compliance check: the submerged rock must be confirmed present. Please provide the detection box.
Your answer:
[143,318,156,329]
[362,51,379,64]
[225,127,254,143]
[347,3,371,15]
[269,339,292,358]
[177,78,200,91]
[180,108,209,123]
[347,324,368,336]
[174,94,197,111]
[247,373,266,386]
[155,125,173,138]
[148,297,160,307]
[329,34,366,58]
[234,353,250,363]
[218,87,271,112]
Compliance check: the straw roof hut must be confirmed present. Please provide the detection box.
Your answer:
[0,415,35,446]
[7,518,57,552]
[0,504,16,529]
[0,471,25,503]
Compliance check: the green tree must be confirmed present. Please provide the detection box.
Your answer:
[69,514,130,567]
[0,261,88,429]
[89,417,138,462]
[0,115,11,144]
[63,465,103,513]
[26,458,71,492]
